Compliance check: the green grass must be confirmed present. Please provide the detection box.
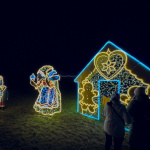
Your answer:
[0,89,130,150]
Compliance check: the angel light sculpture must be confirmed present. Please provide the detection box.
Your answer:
[30,65,61,116]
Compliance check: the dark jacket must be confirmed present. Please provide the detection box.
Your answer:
[104,101,131,137]
[127,94,150,143]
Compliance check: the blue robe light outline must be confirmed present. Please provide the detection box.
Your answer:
[30,65,61,115]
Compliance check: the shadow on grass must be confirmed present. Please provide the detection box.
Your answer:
[0,88,130,150]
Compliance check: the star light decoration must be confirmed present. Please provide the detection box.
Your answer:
[102,49,116,75]
[102,60,116,74]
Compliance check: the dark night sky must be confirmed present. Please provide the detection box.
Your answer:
[1,1,150,90]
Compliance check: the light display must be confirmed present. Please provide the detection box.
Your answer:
[94,49,127,80]
[0,76,7,108]
[74,41,150,120]
[30,65,61,116]
[79,79,98,114]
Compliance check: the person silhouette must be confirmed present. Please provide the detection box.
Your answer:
[103,91,131,150]
[127,87,150,150]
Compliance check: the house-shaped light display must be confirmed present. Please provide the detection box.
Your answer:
[74,41,150,120]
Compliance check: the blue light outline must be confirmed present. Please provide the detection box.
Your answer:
[74,41,150,82]
[125,127,130,131]
[77,83,79,112]
[79,113,99,120]
[98,81,100,120]
[74,41,149,121]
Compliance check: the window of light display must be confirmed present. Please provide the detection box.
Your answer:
[99,80,120,104]
[30,65,61,116]
[74,41,150,120]
[0,76,7,107]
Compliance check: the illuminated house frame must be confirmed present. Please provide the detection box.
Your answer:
[74,41,150,120]
[30,65,61,116]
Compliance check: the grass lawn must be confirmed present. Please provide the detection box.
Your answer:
[0,87,130,150]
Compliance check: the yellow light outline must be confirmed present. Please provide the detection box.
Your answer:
[102,60,116,74]
[0,76,7,105]
[119,66,150,104]
[79,80,99,114]
[120,85,140,105]
[30,65,61,116]
[94,49,127,80]
[75,41,150,120]
[86,48,150,105]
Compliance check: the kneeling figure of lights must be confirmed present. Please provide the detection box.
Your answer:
[30,65,61,116]
[0,76,7,108]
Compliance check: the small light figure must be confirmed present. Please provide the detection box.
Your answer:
[102,92,110,106]
[30,65,61,116]
[0,76,7,109]
[79,81,98,114]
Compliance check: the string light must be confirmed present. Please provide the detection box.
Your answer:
[59,75,76,78]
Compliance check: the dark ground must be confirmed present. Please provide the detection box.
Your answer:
[0,78,130,150]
